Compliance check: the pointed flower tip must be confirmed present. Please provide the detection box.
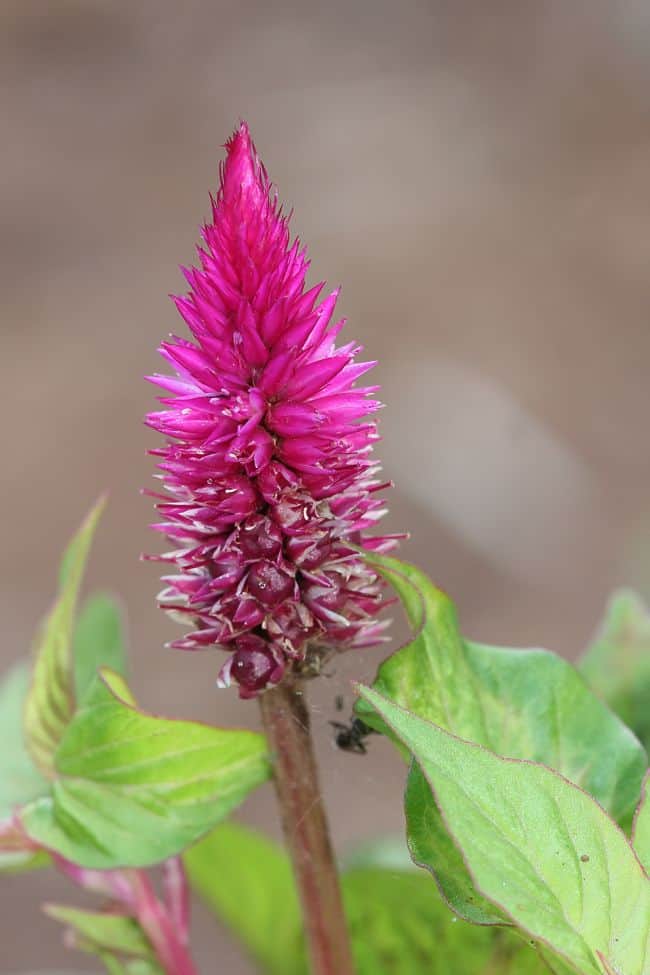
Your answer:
[222,120,266,202]
[223,119,250,154]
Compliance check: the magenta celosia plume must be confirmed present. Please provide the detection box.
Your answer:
[146,122,395,697]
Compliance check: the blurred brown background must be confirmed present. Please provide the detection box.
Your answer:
[2,1,650,971]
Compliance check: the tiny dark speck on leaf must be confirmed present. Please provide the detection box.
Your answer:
[580,854,590,862]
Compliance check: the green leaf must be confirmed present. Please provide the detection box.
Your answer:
[119,963,164,975]
[20,670,271,868]
[187,821,555,975]
[44,904,153,959]
[100,960,129,975]
[0,661,51,873]
[359,556,646,824]
[356,555,648,921]
[185,822,303,975]
[343,868,552,975]
[0,846,51,873]
[580,590,650,752]
[632,773,650,873]
[73,593,127,705]
[126,963,164,975]
[85,666,136,708]
[100,960,128,975]
[97,960,163,975]
[341,834,415,872]
[25,498,106,776]
[0,662,49,820]
[406,761,503,924]
[359,685,650,975]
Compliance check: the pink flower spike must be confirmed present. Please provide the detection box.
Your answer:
[146,121,396,697]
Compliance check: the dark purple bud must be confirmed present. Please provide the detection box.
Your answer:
[247,560,295,607]
[216,475,261,522]
[285,533,332,570]
[231,635,284,696]
[237,514,283,561]
[206,552,245,591]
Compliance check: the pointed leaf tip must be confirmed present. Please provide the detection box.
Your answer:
[44,904,154,961]
[58,496,107,589]
[25,499,107,777]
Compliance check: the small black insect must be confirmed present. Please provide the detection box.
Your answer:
[331,697,376,754]
[330,717,375,754]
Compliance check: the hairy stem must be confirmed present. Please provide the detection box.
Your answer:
[259,679,355,975]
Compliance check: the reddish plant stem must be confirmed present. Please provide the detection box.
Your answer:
[131,871,198,975]
[163,857,191,944]
[259,679,355,975]
[54,856,198,975]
